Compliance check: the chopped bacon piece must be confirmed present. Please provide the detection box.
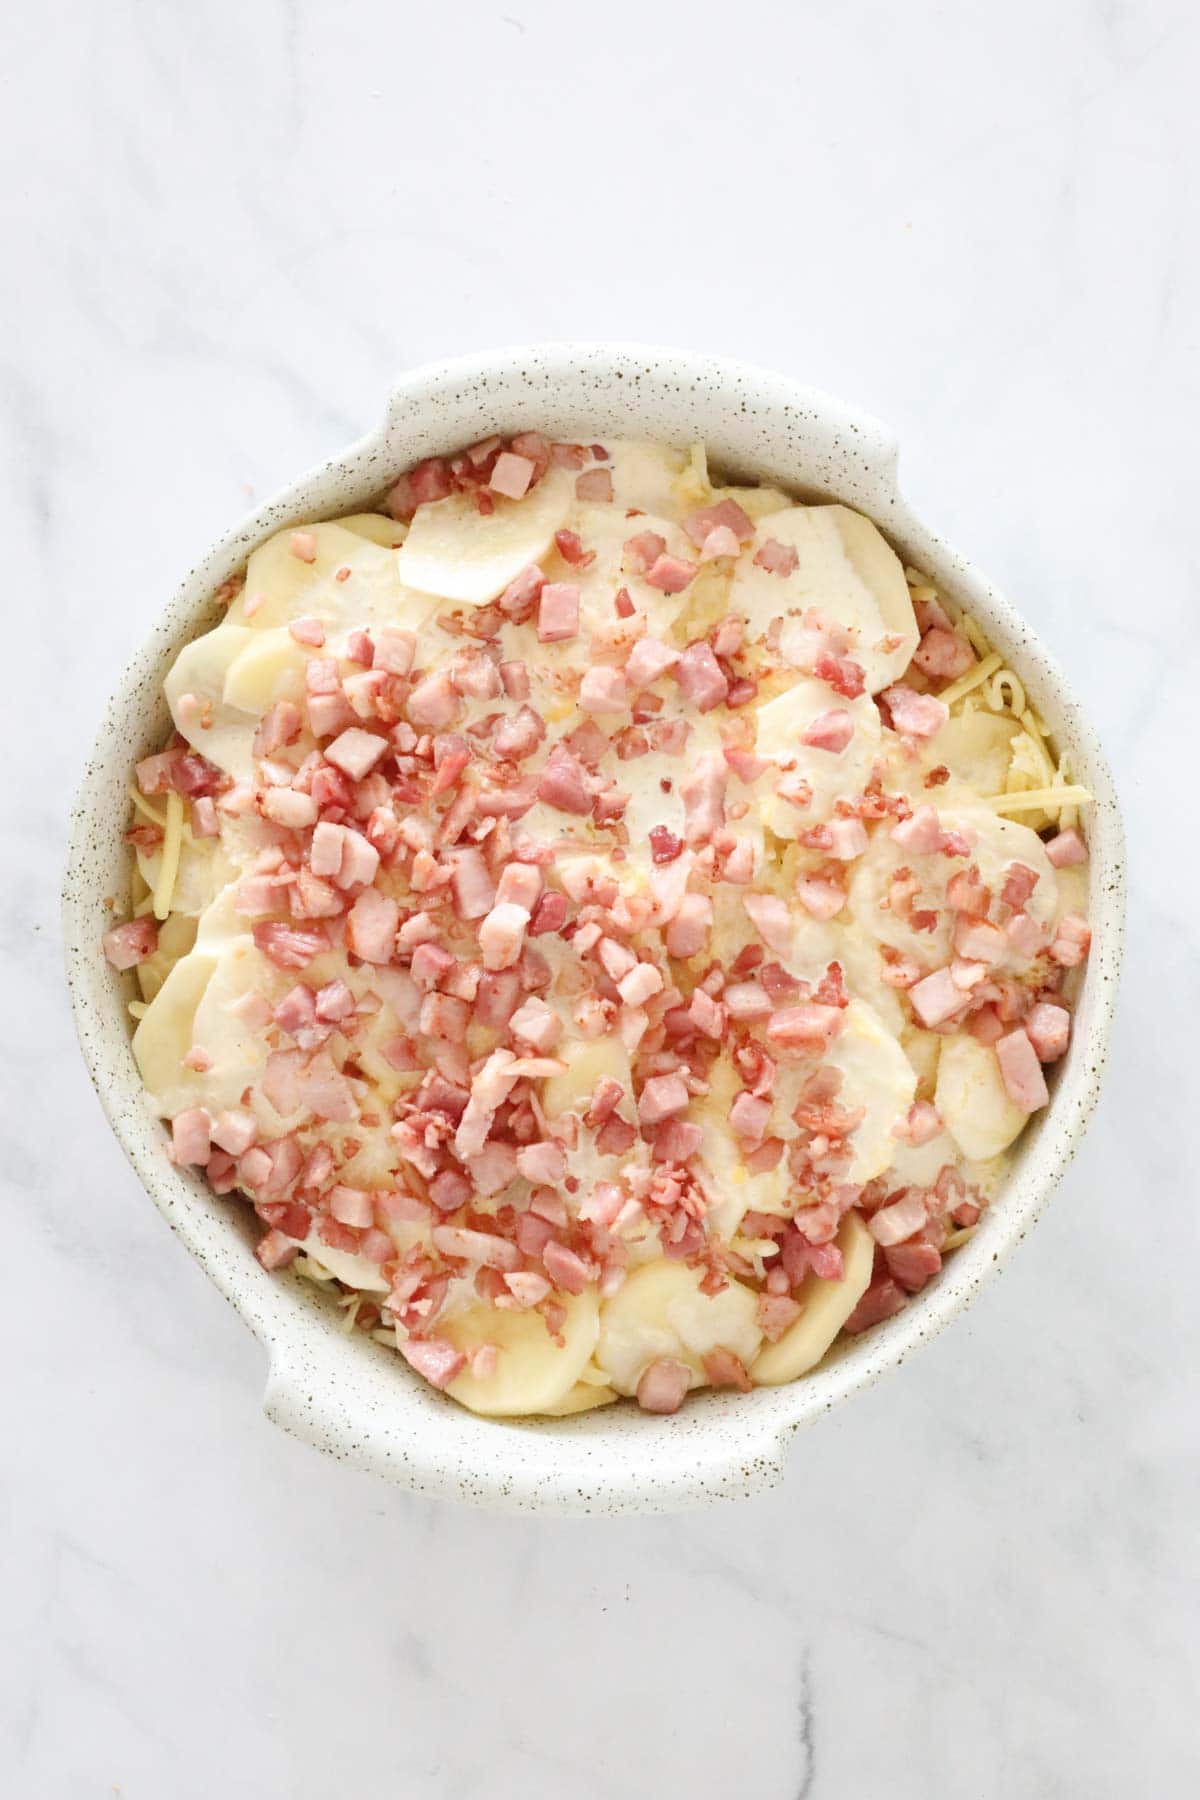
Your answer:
[1001,863,1039,909]
[645,554,697,594]
[344,887,399,964]
[478,900,530,972]
[743,891,794,954]
[253,921,327,970]
[576,468,614,502]
[884,1240,942,1292]
[753,538,799,577]
[554,529,593,567]
[635,1357,692,1414]
[261,787,318,829]
[171,1107,212,1165]
[399,1336,466,1390]
[289,530,318,563]
[730,1091,772,1142]
[795,875,845,920]
[103,916,158,971]
[648,826,684,865]
[766,1004,842,1049]
[624,530,667,573]
[528,890,569,936]
[1025,1001,1071,1063]
[1048,913,1091,967]
[891,804,944,855]
[324,727,388,780]
[682,499,754,549]
[1045,828,1087,869]
[543,1240,591,1295]
[843,1275,907,1335]
[758,1293,803,1340]
[447,845,495,920]
[869,1190,928,1246]
[680,752,727,845]
[881,685,949,739]
[665,893,712,959]
[813,651,866,699]
[801,709,855,754]
[1005,911,1047,959]
[253,700,302,759]
[702,1349,753,1391]
[953,918,1006,964]
[638,1073,690,1127]
[908,967,968,1028]
[489,451,536,499]
[256,1229,299,1270]
[912,628,975,683]
[535,744,591,815]
[578,665,629,713]
[826,818,869,861]
[537,581,580,643]
[995,1028,1049,1112]
[624,636,679,689]
[407,670,461,730]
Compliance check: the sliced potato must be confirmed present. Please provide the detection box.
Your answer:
[542,1034,631,1120]
[540,1382,620,1417]
[163,623,258,777]
[751,1211,875,1383]
[753,675,882,832]
[823,999,918,1184]
[397,471,573,606]
[935,1034,1026,1162]
[596,1260,762,1397]
[440,1289,600,1416]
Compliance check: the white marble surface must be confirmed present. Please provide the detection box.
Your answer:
[3,0,1197,1793]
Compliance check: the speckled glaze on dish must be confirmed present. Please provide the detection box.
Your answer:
[62,345,1124,1514]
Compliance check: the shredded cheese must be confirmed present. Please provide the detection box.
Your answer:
[129,785,167,827]
[985,785,1092,815]
[152,791,185,921]
[940,653,1002,709]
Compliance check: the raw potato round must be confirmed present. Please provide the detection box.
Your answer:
[729,504,918,689]
[753,675,882,832]
[751,1211,875,1384]
[935,1034,1026,1162]
[164,623,258,777]
[132,949,220,1114]
[397,471,573,606]
[823,999,919,1184]
[440,1289,600,1416]
[596,1261,762,1397]
[223,627,313,715]
[540,1382,620,1417]
[227,522,437,635]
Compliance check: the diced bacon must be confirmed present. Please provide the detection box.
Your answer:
[419,991,470,1042]
[881,685,949,739]
[624,636,679,690]
[311,979,354,1024]
[344,887,399,964]
[432,1225,521,1271]
[908,967,968,1028]
[508,996,562,1051]
[687,987,724,1038]
[618,962,664,1007]
[826,818,869,861]
[329,1184,374,1228]
[465,1142,519,1197]
[724,980,773,1022]
[843,1276,907,1335]
[324,728,388,780]
[1005,911,1047,958]
[428,1169,472,1214]
[680,752,728,846]
[529,890,569,936]
[1026,1001,1071,1063]
[766,1004,842,1048]
[255,1229,299,1271]
[273,983,317,1037]
[698,525,742,561]
[645,554,696,594]
[1046,828,1087,869]
[504,1270,553,1306]
[730,1091,772,1142]
[682,499,754,549]
[665,893,712,958]
[554,529,592,567]
[407,671,462,730]
[953,918,1006,964]
[796,875,845,920]
[753,538,798,576]
[496,565,546,622]
[170,1107,211,1165]
[537,581,580,643]
[1001,863,1039,908]
[967,1003,1005,1046]
[702,1348,753,1391]
[636,1357,692,1414]
[307,692,356,738]
[410,942,455,990]
[648,826,683,865]
[869,1190,928,1247]
[479,900,530,972]
[103,916,158,971]
[495,863,542,912]
[638,1074,690,1127]
[1048,913,1091,967]
[446,845,495,921]
[946,867,988,915]
[890,804,944,855]
[624,530,667,573]
[543,1241,592,1295]
[253,921,327,970]
[743,891,794,954]
[513,1140,565,1186]
[652,1120,703,1164]
[399,1336,466,1390]
[492,704,545,761]
[489,451,536,499]
[210,1108,258,1157]
[368,626,414,676]
[288,616,326,647]
[912,628,975,682]
[884,1240,943,1292]
[261,787,318,829]
[578,666,629,713]
[535,744,591,815]
[901,1100,942,1145]
[576,468,614,502]
[801,709,855,754]
[995,1028,1050,1112]
[813,651,865,699]
[306,657,340,695]
[252,701,302,758]
[758,1293,803,1340]
[289,530,318,563]
[190,795,219,838]
[724,747,770,784]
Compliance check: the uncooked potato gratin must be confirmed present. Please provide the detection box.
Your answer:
[103,433,1092,1417]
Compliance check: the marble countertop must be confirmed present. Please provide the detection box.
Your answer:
[4,1,1197,1793]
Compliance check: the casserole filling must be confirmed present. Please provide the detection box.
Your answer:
[104,435,1091,1416]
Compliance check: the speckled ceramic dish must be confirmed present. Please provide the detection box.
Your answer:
[63,345,1124,1513]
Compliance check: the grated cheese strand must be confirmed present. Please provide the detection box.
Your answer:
[985,785,1092,815]
[152,791,184,921]
[941,653,1002,709]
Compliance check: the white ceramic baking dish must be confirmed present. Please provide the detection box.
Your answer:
[63,344,1124,1513]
